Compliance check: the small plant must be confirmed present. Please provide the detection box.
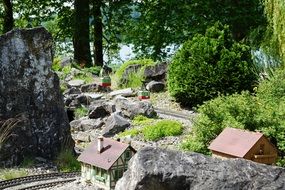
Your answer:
[132,115,154,126]
[74,106,88,119]
[118,128,140,138]
[83,66,101,76]
[142,120,183,141]
[0,115,26,148]
[20,156,35,168]
[55,150,80,172]
[115,59,155,88]
[74,73,94,84]
[52,57,62,71]
[0,169,28,180]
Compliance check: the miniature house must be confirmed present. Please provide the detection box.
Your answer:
[78,137,136,190]
[208,127,278,165]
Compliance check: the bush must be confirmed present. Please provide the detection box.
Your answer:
[168,22,257,108]
[182,67,285,165]
[142,120,183,141]
[118,128,141,138]
[132,115,154,126]
[74,106,88,119]
[0,169,28,180]
[115,59,155,88]
[55,150,80,172]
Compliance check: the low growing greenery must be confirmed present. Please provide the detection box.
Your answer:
[181,67,285,165]
[74,106,88,119]
[115,59,155,88]
[55,150,80,172]
[142,120,183,141]
[0,169,28,180]
[118,128,141,138]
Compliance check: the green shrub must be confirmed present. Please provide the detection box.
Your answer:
[118,128,141,138]
[168,22,257,108]
[83,66,101,76]
[182,67,285,165]
[132,115,154,126]
[74,106,88,119]
[55,150,80,172]
[52,57,62,71]
[74,73,94,84]
[115,59,155,88]
[142,120,183,141]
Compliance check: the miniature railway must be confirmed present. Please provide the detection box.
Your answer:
[0,171,79,190]
[154,107,194,120]
[17,179,76,190]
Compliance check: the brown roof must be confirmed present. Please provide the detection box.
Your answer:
[208,128,263,158]
[78,138,131,170]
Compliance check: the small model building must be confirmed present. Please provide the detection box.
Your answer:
[78,137,136,190]
[208,127,278,165]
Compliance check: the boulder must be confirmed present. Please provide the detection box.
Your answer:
[146,81,165,92]
[67,79,85,88]
[0,27,74,166]
[63,87,81,95]
[109,88,135,97]
[115,96,156,118]
[102,112,130,137]
[81,83,103,93]
[80,119,104,131]
[144,62,168,82]
[115,147,285,190]
[89,104,110,119]
[76,94,92,105]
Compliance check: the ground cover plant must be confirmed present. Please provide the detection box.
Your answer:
[119,116,183,141]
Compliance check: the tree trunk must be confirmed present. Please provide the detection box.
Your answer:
[73,0,92,67]
[93,0,103,67]
[3,0,14,33]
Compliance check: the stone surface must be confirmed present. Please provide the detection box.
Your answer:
[115,147,285,190]
[83,93,104,100]
[115,96,156,118]
[80,119,104,131]
[146,81,165,92]
[67,79,85,88]
[88,104,110,119]
[109,88,134,97]
[0,27,74,166]
[63,87,81,95]
[144,62,168,82]
[102,112,130,137]
[81,83,100,92]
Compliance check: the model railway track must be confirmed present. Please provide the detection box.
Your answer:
[17,179,76,190]
[154,107,194,120]
[0,172,79,190]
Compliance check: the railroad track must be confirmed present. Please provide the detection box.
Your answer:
[0,171,79,190]
[154,107,195,120]
[18,179,76,190]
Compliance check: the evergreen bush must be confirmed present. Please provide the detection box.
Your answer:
[168,22,257,107]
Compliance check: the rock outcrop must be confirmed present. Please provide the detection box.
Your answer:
[0,27,74,166]
[115,147,285,190]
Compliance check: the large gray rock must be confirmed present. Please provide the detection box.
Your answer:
[144,62,168,82]
[115,96,156,118]
[102,112,130,137]
[115,147,285,190]
[109,88,135,97]
[0,27,74,166]
[146,81,165,92]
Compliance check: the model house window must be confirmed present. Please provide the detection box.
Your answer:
[259,144,264,154]
[125,151,131,161]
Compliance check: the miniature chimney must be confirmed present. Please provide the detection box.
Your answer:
[97,136,104,153]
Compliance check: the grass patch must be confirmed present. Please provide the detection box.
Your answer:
[74,106,88,119]
[118,128,141,138]
[0,169,28,180]
[55,150,80,172]
[74,73,94,84]
[142,120,183,141]
[132,115,155,126]
[20,156,35,168]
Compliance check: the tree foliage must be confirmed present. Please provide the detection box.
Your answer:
[168,22,257,108]
[263,0,285,63]
[123,0,266,60]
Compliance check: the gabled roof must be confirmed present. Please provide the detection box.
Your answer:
[78,138,133,170]
[208,128,263,158]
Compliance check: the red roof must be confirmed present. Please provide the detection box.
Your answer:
[78,138,130,170]
[208,128,263,158]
